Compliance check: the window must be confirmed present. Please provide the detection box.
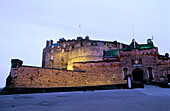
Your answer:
[61,56,64,66]
[80,42,84,46]
[72,45,74,49]
[62,49,64,53]
[51,55,53,60]
[51,50,54,54]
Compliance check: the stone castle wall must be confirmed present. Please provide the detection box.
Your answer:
[73,61,125,84]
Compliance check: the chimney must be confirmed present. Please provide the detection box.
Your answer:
[11,59,23,68]
[147,39,152,44]
[77,36,83,40]
[50,40,53,45]
[85,36,89,40]
[10,59,23,80]
[46,40,49,47]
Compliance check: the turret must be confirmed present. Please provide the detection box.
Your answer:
[46,40,49,47]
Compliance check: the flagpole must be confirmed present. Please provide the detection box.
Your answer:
[132,24,135,48]
[78,23,81,36]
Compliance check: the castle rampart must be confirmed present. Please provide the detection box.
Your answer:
[9,63,125,88]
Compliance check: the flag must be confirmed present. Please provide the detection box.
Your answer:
[152,35,154,40]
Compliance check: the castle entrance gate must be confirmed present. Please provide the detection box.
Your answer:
[132,68,144,82]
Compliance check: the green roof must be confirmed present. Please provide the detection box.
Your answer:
[104,48,127,57]
[139,43,154,50]
[104,49,118,57]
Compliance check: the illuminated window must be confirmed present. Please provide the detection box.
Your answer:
[62,49,64,53]
[51,50,54,54]
[51,55,53,60]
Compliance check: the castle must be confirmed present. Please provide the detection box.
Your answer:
[6,36,170,88]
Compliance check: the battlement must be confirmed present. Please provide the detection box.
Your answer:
[45,36,90,47]
[45,36,128,49]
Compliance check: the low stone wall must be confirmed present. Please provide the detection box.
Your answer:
[12,65,125,88]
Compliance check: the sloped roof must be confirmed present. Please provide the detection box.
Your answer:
[104,48,127,57]
[138,43,155,50]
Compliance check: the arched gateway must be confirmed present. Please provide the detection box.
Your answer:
[132,68,144,82]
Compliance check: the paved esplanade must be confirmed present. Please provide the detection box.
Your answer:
[0,85,170,111]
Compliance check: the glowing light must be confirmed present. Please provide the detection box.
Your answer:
[67,65,73,70]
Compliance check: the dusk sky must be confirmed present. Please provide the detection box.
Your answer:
[0,0,169,87]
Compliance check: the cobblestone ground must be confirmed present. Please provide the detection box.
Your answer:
[0,85,170,111]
